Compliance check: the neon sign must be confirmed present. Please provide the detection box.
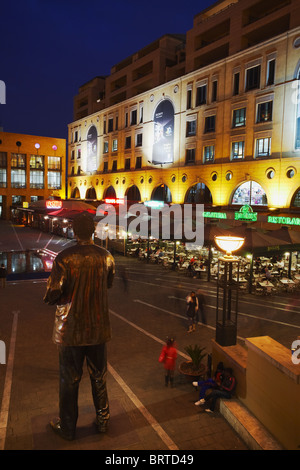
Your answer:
[203,211,227,219]
[235,205,257,222]
[268,216,300,226]
[46,200,62,209]
[144,200,165,209]
[104,198,125,205]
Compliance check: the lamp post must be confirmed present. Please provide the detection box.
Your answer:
[214,236,244,347]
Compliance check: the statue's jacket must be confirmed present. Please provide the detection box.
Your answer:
[44,241,115,346]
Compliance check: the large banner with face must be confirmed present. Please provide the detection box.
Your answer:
[152,99,174,165]
[87,125,98,172]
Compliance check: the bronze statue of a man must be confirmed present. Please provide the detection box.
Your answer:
[44,212,115,440]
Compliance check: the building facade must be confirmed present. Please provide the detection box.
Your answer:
[0,132,66,219]
[68,0,300,225]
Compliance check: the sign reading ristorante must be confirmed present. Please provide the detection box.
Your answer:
[268,215,300,226]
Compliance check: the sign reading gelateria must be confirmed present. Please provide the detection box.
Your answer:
[234,205,257,222]
[268,216,300,226]
[203,211,227,219]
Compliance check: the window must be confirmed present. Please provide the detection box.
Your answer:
[11,153,26,168]
[125,158,131,170]
[11,169,26,188]
[103,161,108,173]
[245,65,261,91]
[232,181,267,205]
[135,156,142,169]
[187,88,192,109]
[30,155,44,169]
[77,166,81,176]
[232,108,246,128]
[186,120,196,137]
[48,171,61,189]
[125,112,128,128]
[130,109,137,126]
[103,120,106,134]
[30,170,44,189]
[0,169,7,187]
[232,141,244,159]
[74,131,78,142]
[204,115,215,133]
[139,104,143,124]
[296,70,300,149]
[0,152,7,167]
[108,118,114,133]
[185,148,196,164]
[212,80,218,102]
[256,137,271,157]
[115,116,119,130]
[77,149,81,159]
[103,141,108,154]
[136,133,143,147]
[112,139,118,152]
[204,145,215,162]
[71,150,75,160]
[233,72,240,96]
[257,101,273,123]
[112,160,117,171]
[196,84,207,106]
[267,59,275,86]
[125,136,131,149]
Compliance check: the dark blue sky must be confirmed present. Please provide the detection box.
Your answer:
[1,0,213,140]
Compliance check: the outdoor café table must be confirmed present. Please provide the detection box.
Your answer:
[259,281,274,294]
[280,278,295,285]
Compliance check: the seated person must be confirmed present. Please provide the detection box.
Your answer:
[202,368,236,413]
[193,362,224,406]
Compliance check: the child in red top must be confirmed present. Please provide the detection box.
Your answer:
[159,337,177,387]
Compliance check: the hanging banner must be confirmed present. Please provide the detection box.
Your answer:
[152,99,174,165]
[86,125,98,172]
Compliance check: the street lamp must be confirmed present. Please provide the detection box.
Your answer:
[214,235,244,346]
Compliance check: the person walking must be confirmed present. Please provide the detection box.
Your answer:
[0,263,7,288]
[186,291,198,333]
[44,212,115,441]
[158,336,178,387]
[196,289,207,325]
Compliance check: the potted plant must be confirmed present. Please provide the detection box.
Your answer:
[179,345,207,381]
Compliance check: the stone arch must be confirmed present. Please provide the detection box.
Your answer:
[85,186,97,199]
[125,185,141,202]
[71,187,80,199]
[291,186,300,207]
[103,185,116,199]
[184,182,212,204]
[151,184,172,203]
[231,180,268,206]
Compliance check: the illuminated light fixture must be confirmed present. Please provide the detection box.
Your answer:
[214,236,244,259]
[52,145,57,151]
[46,200,63,209]
[35,143,40,149]
[104,198,124,204]
[144,200,164,209]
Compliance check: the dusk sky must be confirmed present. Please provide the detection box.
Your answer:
[0,0,214,141]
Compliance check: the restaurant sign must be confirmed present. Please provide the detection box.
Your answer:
[235,205,257,222]
[46,200,62,209]
[268,216,300,226]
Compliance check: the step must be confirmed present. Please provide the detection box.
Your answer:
[220,399,283,450]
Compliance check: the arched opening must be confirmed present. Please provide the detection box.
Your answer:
[126,185,141,202]
[291,187,300,207]
[151,184,172,203]
[71,187,80,199]
[103,185,116,199]
[231,181,268,206]
[185,182,212,204]
[85,186,97,199]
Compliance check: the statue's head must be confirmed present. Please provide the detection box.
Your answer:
[73,212,95,241]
